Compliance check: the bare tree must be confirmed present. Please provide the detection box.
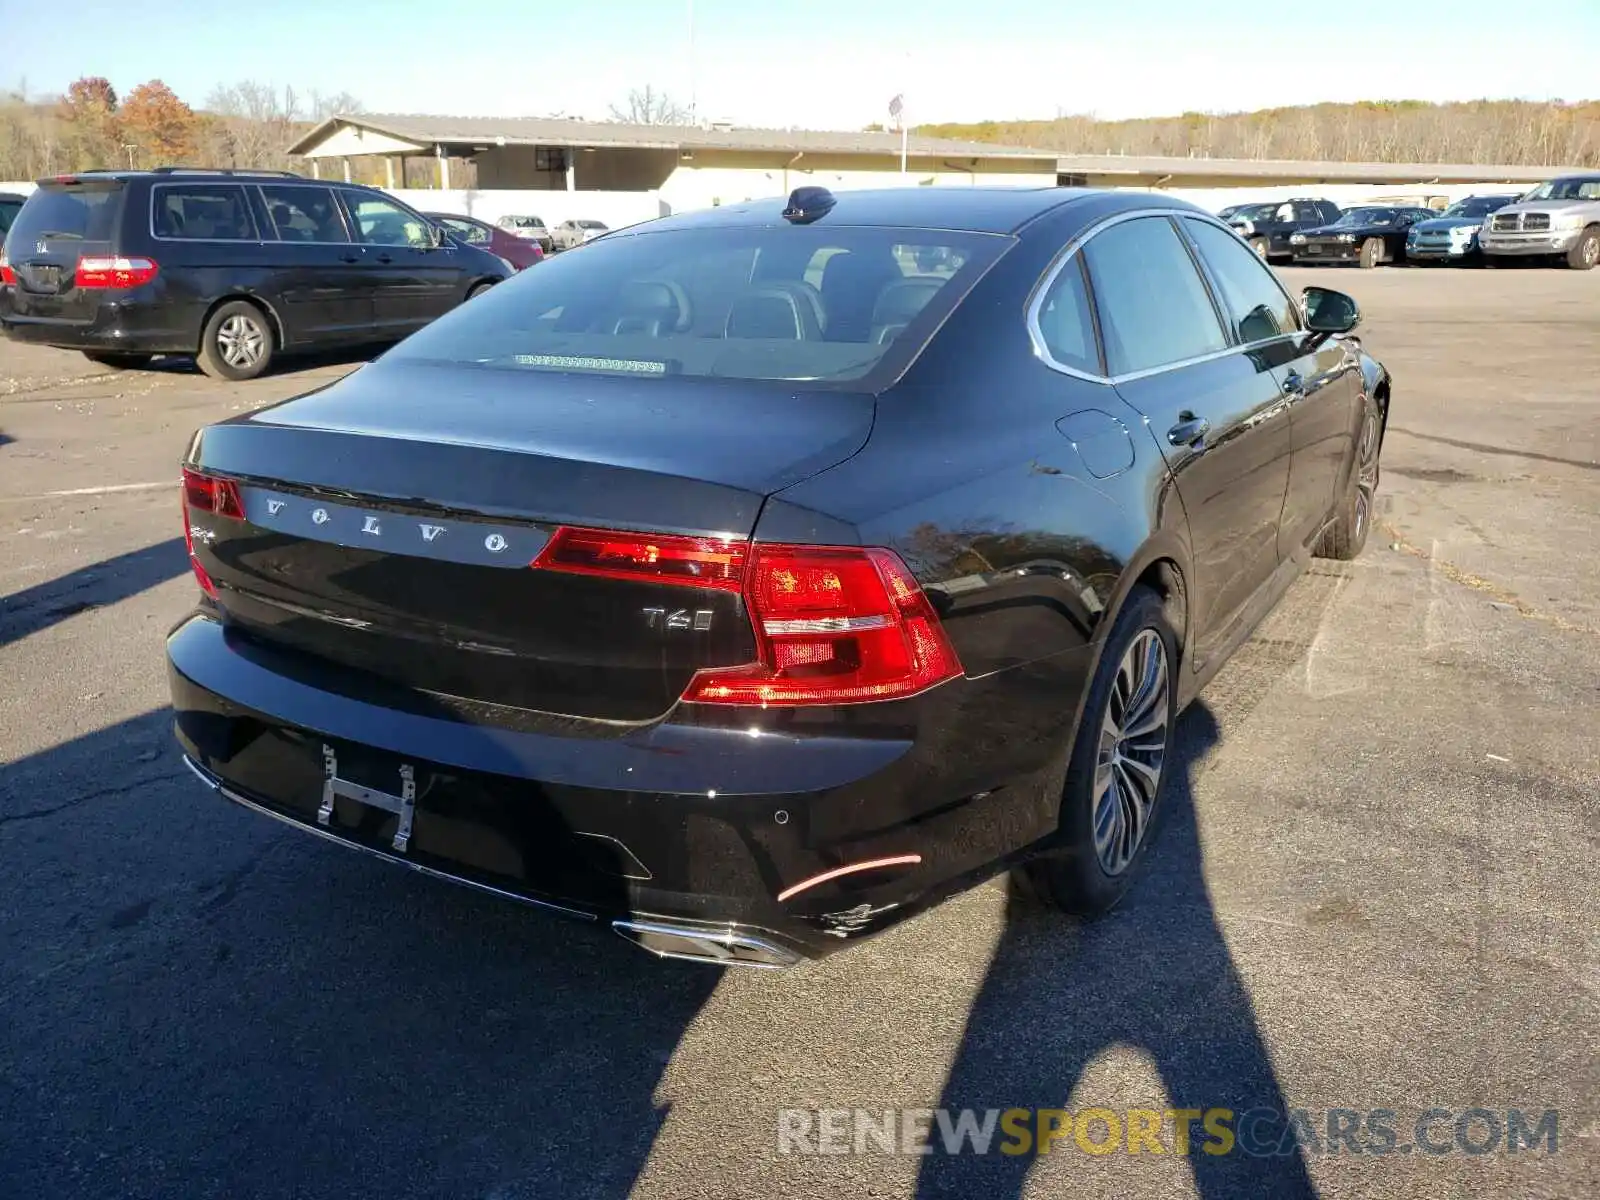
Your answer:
[608,86,690,126]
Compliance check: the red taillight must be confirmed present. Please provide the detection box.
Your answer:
[684,544,963,707]
[532,527,962,706]
[0,250,13,286]
[533,526,747,592]
[180,467,245,598]
[75,255,158,289]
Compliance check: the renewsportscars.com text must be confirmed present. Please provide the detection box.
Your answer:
[777,1107,1561,1158]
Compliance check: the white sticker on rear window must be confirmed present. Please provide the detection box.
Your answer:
[508,354,667,375]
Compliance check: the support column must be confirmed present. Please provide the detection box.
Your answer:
[342,157,351,183]
[566,152,576,192]
[310,159,320,179]
[437,144,450,189]
[385,156,396,190]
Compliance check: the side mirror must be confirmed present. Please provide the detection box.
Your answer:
[1303,286,1360,334]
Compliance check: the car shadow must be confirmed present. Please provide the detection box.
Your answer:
[0,707,722,1200]
[914,701,1318,1199]
[0,536,187,651]
[135,343,390,379]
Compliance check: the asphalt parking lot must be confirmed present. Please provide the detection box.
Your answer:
[2,267,1596,1200]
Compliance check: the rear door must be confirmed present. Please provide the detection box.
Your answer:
[1,178,127,326]
[256,182,372,344]
[1181,216,1362,559]
[147,181,271,338]
[1083,214,1294,667]
[339,189,461,335]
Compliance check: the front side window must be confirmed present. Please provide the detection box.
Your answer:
[1184,218,1298,344]
[152,184,257,240]
[346,194,433,247]
[260,185,348,242]
[1033,254,1100,375]
[1082,216,1226,377]
[383,224,1009,387]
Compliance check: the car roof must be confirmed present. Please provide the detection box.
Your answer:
[626,187,1169,235]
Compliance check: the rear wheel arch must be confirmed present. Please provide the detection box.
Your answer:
[197,293,285,353]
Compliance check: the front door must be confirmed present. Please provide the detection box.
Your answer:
[1082,215,1294,667]
[1179,217,1364,559]
[339,191,461,336]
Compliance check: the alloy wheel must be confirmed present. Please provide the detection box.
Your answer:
[1354,409,1381,540]
[1585,236,1599,267]
[216,314,265,370]
[1092,629,1171,876]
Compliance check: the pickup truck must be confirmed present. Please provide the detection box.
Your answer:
[1478,175,1600,270]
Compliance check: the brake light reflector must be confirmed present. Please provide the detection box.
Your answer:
[683,544,962,707]
[180,467,245,598]
[533,525,747,592]
[75,255,158,289]
[0,251,13,287]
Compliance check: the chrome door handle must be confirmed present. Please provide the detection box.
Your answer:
[1167,414,1210,448]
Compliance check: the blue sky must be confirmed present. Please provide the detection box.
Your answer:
[8,0,1599,129]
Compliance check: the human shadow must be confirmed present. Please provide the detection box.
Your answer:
[0,536,187,651]
[0,706,721,1200]
[916,701,1318,1198]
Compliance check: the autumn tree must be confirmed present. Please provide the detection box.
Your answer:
[56,75,121,170]
[120,80,198,167]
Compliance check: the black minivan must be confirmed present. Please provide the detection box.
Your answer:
[0,169,513,379]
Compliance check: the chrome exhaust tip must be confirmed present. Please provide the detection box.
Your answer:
[611,919,801,969]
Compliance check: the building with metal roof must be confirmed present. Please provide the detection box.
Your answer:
[286,113,1582,221]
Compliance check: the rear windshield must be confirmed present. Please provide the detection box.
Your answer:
[9,183,124,245]
[384,224,1009,388]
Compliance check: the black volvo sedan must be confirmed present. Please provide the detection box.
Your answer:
[169,186,1391,967]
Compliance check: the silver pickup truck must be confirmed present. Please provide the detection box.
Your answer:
[1479,174,1600,269]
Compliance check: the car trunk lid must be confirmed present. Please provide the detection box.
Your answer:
[186,361,874,722]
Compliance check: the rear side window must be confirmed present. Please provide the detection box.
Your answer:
[260,185,348,242]
[384,224,1009,387]
[7,184,124,245]
[1033,254,1100,375]
[0,198,23,235]
[1183,218,1298,343]
[1082,216,1226,376]
[152,184,258,240]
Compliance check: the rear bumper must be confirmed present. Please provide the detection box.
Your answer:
[167,613,1057,962]
[0,291,200,353]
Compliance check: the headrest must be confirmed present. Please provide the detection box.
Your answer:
[871,277,944,328]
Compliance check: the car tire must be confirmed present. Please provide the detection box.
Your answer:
[82,351,153,370]
[1314,394,1383,561]
[1359,238,1383,269]
[466,281,495,301]
[1563,227,1600,271]
[196,300,275,381]
[1016,584,1179,917]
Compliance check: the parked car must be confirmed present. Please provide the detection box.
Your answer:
[1225,198,1343,262]
[0,191,25,237]
[1289,206,1436,268]
[496,214,552,251]
[424,211,544,270]
[169,185,1390,967]
[550,218,611,251]
[0,168,513,379]
[1405,195,1523,264]
[1478,175,1600,270]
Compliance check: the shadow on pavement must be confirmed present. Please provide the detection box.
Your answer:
[0,536,187,651]
[138,343,390,379]
[0,709,720,1200]
[915,701,1318,1199]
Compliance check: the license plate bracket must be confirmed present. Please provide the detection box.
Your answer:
[319,743,417,852]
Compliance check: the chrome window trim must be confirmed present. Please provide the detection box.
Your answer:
[1027,207,1313,386]
[147,180,263,244]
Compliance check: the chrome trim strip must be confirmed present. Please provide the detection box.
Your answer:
[1025,208,1305,387]
[182,755,597,921]
[611,919,800,970]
